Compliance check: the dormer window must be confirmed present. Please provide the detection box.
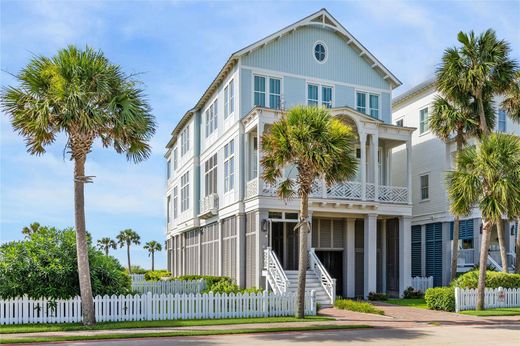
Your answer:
[314,42,327,63]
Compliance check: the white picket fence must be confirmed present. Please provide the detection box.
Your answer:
[0,291,316,325]
[129,274,146,283]
[455,287,520,312]
[410,276,434,293]
[131,279,206,295]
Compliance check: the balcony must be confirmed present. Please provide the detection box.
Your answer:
[199,193,219,218]
[246,178,408,204]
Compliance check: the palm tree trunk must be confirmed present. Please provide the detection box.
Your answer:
[127,244,131,274]
[516,218,520,274]
[477,93,489,136]
[105,247,109,256]
[450,217,460,281]
[296,190,309,319]
[152,251,155,271]
[477,219,492,310]
[497,220,508,273]
[74,157,96,325]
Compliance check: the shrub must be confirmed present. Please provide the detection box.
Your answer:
[171,275,232,287]
[144,270,171,281]
[453,270,520,289]
[424,287,455,312]
[367,292,388,301]
[403,286,424,299]
[0,226,131,299]
[334,298,384,315]
[125,265,147,274]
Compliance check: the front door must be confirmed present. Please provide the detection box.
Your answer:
[316,250,343,295]
[271,221,298,270]
[286,222,299,270]
[386,218,399,296]
[271,222,284,264]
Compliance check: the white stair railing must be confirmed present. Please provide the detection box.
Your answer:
[263,248,290,294]
[488,254,503,271]
[507,252,516,271]
[308,248,336,304]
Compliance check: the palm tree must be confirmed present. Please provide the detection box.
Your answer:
[436,29,517,136]
[117,229,141,274]
[447,133,520,310]
[143,241,162,271]
[261,106,357,318]
[501,72,520,123]
[22,222,41,238]
[1,46,155,325]
[97,237,117,256]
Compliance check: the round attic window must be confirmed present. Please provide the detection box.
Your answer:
[314,42,327,63]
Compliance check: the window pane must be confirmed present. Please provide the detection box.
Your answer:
[369,94,379,118]
[356,92,366,113]
[308,84,318,106]
[224,86,229,118]
[420,108,429,134]
[229,80,234,113]
[322,86,332,108]
[269,78,281,109]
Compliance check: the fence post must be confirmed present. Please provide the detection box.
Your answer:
[263,290,268,317]
[146,292,152,321]
[455,287,460,313]
[311,290,316,316]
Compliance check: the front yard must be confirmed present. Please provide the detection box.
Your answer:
[386,298,428,309]
[459,308,520,317]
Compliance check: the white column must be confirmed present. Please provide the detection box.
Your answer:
[360,133,367,200]
[198,230,202,275]
[364,214,378,298]
[371,134,379,200]
[386,147,391,186]
[244,133,250,183]
[307,211,313,251]
[399,216,412,297]
[257,122,264,195]
[406,139,412,204]
[218,220,223,276]
[236,213,246,288]
[381,219,387,293]
[256,210,269,288]
[346,219,356,298]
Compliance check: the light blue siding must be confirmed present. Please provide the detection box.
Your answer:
[241,26,391,91]
[240,68,252,116]
[335,85,355,108]
[380,92,391,123]
[283,76,306,108]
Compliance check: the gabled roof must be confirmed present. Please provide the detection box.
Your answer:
[167,8,402,149]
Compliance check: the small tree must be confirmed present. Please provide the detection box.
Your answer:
[117,229,141,274]
[143,241,162,271]
[261,106,357,318]
[21,222,41,238]
[97,237,117,256]
[447,133,520,309]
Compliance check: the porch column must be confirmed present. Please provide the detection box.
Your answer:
[386,147,392,186]
[257,123,264,195]
[346,219,356,298]
[364,214,378,298]
[256,210,269,288]
[236,213,246,288]
[371,134,379,200]
[218,219,223,276]
[198,230,202,275]
[381,219,387,293]
[307,211,313,251]
[399,216,412,296]
[406,139,412,204]
[360,133,367,200]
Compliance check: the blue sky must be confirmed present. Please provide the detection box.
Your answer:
[1,0,519,269]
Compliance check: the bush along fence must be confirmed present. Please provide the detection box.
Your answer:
[131,279,206,295]
[410,276,433,293]
[0,291,316,325]
[455,287,520,312]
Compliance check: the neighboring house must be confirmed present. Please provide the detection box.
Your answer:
[165,9,415,304]
[391,79,519,286]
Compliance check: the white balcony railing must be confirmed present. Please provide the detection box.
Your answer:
[199,193,218,218]
[457,248,475,267]
[246,178,258,199]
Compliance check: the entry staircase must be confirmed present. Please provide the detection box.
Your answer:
[263,247,336,307]
[487,252,516,272]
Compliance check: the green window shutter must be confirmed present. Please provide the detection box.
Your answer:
[426,223,443,286]
[411,226,422,277]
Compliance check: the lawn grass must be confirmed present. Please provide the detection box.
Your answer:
[459,307,520,316]
[334,299,384,315]
[0,316,333,334]
[0,324,370,344]
[386,298,428,309]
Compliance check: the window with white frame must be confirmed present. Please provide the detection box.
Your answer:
[307,84,318,106]
[250,136,258,179]
[224,140,235,192]
[420,107,429,134]
[205,99,218,137]
[167,159,171,180]
[173,148,178,170]
[180,126,190,156]
[395,119,404,127]
[173,186,178,219]
[356,91,379,118]
[269,78,281,109]
[254,76,266,107]
[498,109,506,132]
[420,174,429,200]
[224,79,235,118]
[181,171,190,211]
[204,154,217,196]
[322,86,332,108]
[167,196,171,223]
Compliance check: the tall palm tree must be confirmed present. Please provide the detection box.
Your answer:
[1,46,155,325]
[97,237,117,256]
[22,222,41,238]
[117,229,141,274]
[447,133,520,310]
[437,29,517,136]
[501,72,520,123]
[261,106,357,318]
[143,241,162,271]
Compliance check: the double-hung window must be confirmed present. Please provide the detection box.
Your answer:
[181,171,190,211]
[356,92,366,113]
[322,86,332,108]
[224,140,235,192]
[269,78,281,109]
[420,108,429,134]
[204,154,217,196]
[420,174,429,200]
[173,148,178,170]
[498,109,506,132]
[167,159,171,180]
[167,196,171,224]
[369,94,379,118]
[356,91,379,118]
[396,119,404,127]
[180,126,190,156]
[308,84,319,106]
[224,79,235,118]
[173,186,178,219]
[254,76,266,107]
[205,100,218,137]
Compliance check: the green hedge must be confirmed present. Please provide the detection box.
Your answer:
[170,275,232,287]
[424,287,455,312]
[334,299,384,315]
[144,270,171,281]
[453,270,520,289]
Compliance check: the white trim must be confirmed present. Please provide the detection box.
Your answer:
[313,40,328,64]
[242,65,391,93]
